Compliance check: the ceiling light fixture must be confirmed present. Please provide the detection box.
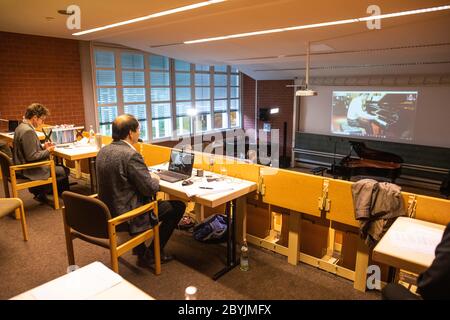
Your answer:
[270,108,280,114]
[72,0,226,36]
[184,4,450,44]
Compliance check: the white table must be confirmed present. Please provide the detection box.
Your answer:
[11,261,154,300]
[150,165,257,279]
[0,131,45,143]
[372,217,445,275]
[53,144,100,192]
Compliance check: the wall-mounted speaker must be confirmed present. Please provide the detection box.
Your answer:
[259,108,269,121]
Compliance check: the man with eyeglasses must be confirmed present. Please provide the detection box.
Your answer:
[12,103,70,203]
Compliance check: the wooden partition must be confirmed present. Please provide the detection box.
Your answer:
[140,143,171,166]
[327,180,358,228]
[261,167,324,216]
[415,195,450,225]
[103,137,450,293]
[101,135,113,145]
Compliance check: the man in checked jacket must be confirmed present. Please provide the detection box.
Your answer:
[96,114,185,268]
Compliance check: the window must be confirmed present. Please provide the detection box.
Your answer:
[149,55,171,139]
[195,68,211,133]
[175,59,192,136]
[94,48,241,141]
[230,68,240,128]
[95,51,117,136]
[213,66,228,129]
[121,52,147,140]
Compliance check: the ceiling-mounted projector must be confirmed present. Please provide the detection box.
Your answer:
[294,41,317,97]
[296,88,317,96]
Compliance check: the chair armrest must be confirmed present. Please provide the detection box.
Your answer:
[10,160,53,171]
[88,194,98,198]
[108,201,158,226]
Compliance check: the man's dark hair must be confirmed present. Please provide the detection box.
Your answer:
[112,114,139,141]
[24,103,50,119]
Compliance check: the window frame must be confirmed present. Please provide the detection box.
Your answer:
[92,45,241,143]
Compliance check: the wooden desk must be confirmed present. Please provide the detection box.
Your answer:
[372,217,445,275]
[11,261,154,300]
[53,144,99,192]
[0,131,45,144]
[151,165,257,280]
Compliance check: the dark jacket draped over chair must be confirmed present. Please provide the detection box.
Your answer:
[352,179,406,248]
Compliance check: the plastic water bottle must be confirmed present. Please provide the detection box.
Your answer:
[185,286,197,300]
[240,241,249,271]
[89,125,95,145]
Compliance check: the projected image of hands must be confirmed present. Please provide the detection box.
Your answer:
[331,91,417,142]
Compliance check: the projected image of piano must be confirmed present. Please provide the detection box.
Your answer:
[332,91,418,142]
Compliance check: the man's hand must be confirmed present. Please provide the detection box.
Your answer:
[44,142,55,152]
[150,172,160,182]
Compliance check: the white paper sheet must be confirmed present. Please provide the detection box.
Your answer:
[388,226,443,255]
[30,262,123,300]
[182,180,235,197]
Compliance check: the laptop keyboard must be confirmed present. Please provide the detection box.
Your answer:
[156,170,188,181]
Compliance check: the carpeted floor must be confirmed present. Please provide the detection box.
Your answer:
[0,179,380,300]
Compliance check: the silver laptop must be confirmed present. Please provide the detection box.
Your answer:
[156,150,195,183]
[44,127,77,146]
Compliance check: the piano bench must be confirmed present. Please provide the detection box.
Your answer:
[311,166,328,176]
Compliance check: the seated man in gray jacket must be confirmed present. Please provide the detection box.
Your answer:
[13,103,69,202]
[96,114,185,267]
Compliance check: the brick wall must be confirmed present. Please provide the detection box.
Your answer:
[0,32,85,131]
[242,75,295,159]
[257,80,294,156]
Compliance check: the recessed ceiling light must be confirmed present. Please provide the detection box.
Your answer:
[73,0,226,36]
[184,4,450,44]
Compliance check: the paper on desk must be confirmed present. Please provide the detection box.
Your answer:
[388,226,443,255]
[182,180,234,198]
[30,261,123,300]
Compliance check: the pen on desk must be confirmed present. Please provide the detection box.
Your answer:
[199,186,213,189]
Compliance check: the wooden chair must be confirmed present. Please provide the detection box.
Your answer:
[0,198,28,240]
[61,191,161,275]
[0,151,59,219]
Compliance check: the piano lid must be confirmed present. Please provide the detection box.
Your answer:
[349,141,403,163]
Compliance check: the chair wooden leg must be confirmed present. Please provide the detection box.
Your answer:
[153,224,161,275]
[52,185,60,210]
[50,163,60,210]
[17,200,28,241]
[2,177,10,198]
[12,186,20,220]
[63,218,76,266]
[108,224,119,273]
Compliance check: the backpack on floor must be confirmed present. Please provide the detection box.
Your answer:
[193,214,227,243]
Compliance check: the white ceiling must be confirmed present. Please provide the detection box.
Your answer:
[1,0,450,80]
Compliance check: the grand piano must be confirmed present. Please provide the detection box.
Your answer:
[331,141,403,182]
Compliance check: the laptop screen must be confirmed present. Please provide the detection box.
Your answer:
[46,128,77,145]
[168,150,194,176]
